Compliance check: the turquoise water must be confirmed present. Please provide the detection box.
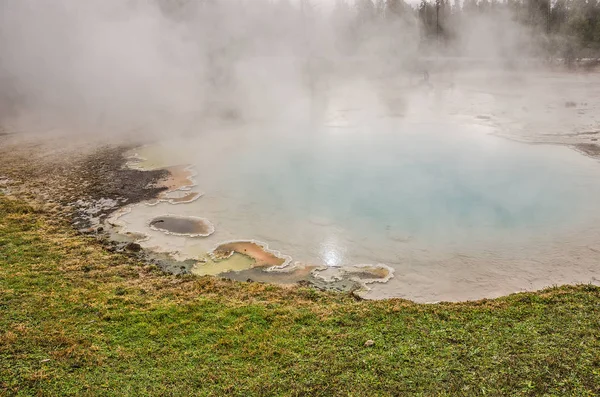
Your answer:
[212,122,600,248]
[124,116,600,277]
[119,81,600,300]
[119,116,600,300]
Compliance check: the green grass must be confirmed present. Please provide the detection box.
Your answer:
[1,196,599,396]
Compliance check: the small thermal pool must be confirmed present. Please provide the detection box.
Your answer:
[149,216,214,237]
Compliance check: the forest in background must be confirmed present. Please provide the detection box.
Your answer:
[157,0,600,62]
[338,0,600,60]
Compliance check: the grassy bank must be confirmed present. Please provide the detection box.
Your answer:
[1,195,599,396]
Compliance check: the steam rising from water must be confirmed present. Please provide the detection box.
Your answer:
[1,0,540,136]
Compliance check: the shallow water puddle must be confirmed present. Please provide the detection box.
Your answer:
[314,264,394,284]
[191,241,291,276]
[211,241,288,268]
[193,253,256,276]
[149,216,214,237]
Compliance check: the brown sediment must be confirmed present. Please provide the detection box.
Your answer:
[313,264,394,287]
[346,266,391,280]
[158,165,195,192]
[0,132,169,229]
[149,216,214,237]
[212,242,286,268]
[220,264,322,285]
[143,165,201,205]
[281,264,321,278]
[574,143,600,157]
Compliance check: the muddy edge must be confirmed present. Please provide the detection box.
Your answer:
[0,133,168,227]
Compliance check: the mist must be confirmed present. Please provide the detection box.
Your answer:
[0,0,552,139]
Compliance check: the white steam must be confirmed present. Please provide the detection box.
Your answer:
[0,0,544,137]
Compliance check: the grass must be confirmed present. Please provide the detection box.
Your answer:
[1,195,599,396]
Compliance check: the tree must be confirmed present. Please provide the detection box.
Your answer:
[356,0,376,22]
[387,0,408,19]
[375,0,386,17]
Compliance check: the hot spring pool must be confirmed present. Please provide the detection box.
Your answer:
[113,112,600,301]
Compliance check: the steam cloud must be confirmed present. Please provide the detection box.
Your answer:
[0,0,542,138]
